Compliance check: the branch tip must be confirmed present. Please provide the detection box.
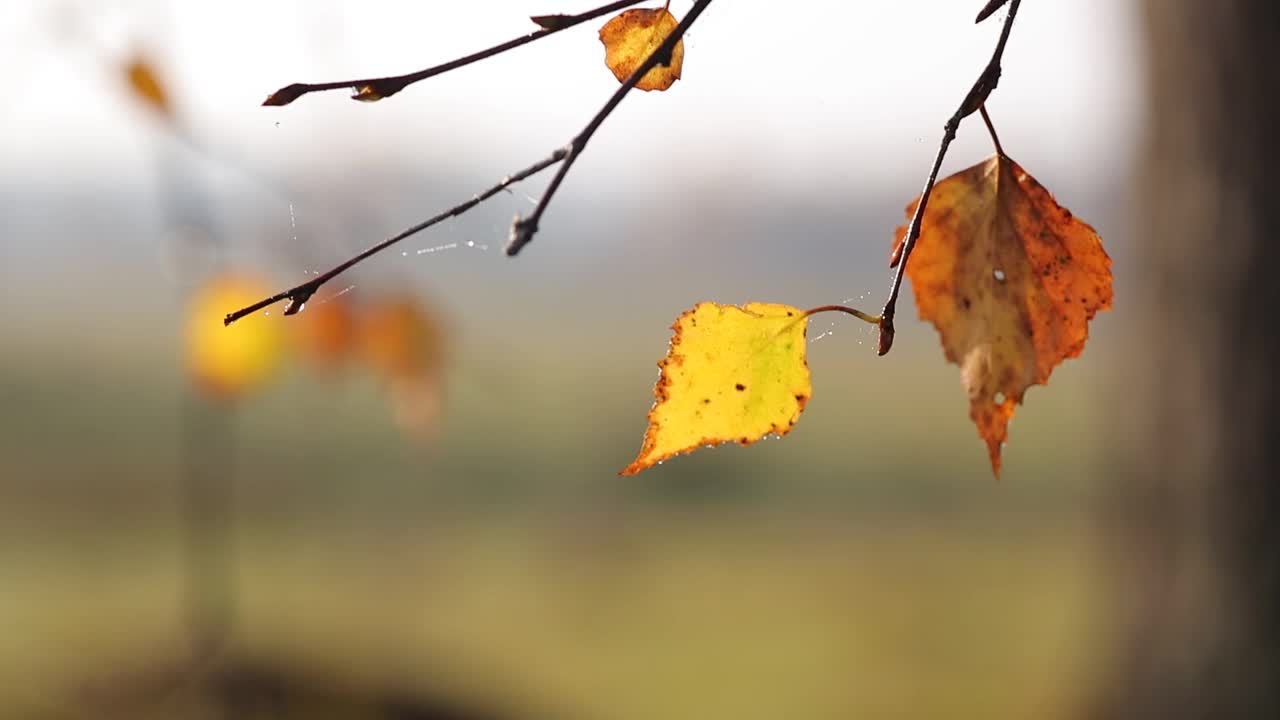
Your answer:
[506,216,537,256]
[975,0,1011,24]
[877,318,896,356]
[262,84,306,106]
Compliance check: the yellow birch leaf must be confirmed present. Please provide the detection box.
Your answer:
[599,7,685,92]
[622,302,812,475]
[186,273,283,400]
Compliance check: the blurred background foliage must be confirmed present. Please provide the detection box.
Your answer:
[0,0,1141,717]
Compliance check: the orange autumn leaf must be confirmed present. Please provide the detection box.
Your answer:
[891,154,1112,477]
[124,54,173,118]
[599,7,684,92]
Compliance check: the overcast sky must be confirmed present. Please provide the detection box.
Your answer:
[2,0,1142,194]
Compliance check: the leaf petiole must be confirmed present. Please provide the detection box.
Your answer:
[803,304,882,326]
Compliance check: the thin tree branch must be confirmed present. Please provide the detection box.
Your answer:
[876,0,1022,356]
[223,150,566,325]
[506,0,715,256]
[227,0,714,324]
[263,0,648,106]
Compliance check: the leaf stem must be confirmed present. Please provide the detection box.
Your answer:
[876,0,1022,356]
[506,0,715,256]
[979,104,1005,157]
[262,0,649,105]
[804,304,881,325]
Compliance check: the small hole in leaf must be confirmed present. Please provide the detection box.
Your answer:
[735,383,746,391]
[993,269,1006,282]
[995,391,1006,404]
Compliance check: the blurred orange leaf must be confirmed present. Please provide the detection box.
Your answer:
[599,6,684,92]
[290,295,355,370]
[387,375,444,446]
[623,302,811,475]
[186,274,283,400]
[357,296,444,380]
[124,54,172,118]
[891,154,1112,477]
[357,295,448,444]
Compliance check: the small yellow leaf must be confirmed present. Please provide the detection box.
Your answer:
[622,302,811,475]
[124,54,172,118]
[599,7,685,92]
[186,274,283,400]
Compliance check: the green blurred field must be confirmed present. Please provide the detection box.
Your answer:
[2,516,1109,720]
[0,306,1117,719]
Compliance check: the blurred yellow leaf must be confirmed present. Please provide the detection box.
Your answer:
[622,302,811,475]
[125,54,172,118]
[186,274,283,399]
[599,7,685,92]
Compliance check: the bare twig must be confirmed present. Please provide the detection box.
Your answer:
[224,151,565,325]
[228,0,715,323]
[262,0,649,105]
[506,0,714,255]
[876,0,1022,356]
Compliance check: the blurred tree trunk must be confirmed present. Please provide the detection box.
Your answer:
[1098,1,1280,717]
